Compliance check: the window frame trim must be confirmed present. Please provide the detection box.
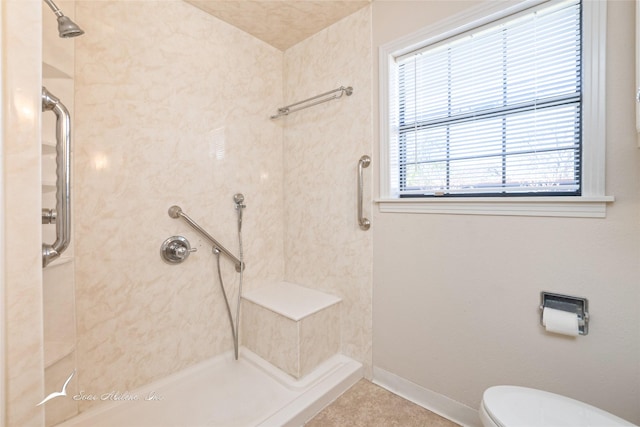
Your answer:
[378,0,613,218]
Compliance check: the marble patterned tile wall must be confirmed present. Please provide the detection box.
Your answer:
[282,7,374,376]
[73,0,284,410]
[2,1,45,425]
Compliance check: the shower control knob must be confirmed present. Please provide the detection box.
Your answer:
[174,245,187,257]
[160,236,195,264]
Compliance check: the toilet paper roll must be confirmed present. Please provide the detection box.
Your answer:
[542,307,580,336]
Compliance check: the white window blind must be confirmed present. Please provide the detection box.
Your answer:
[391,0,582,197]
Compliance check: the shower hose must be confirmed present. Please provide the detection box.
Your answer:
[214,204,244,360]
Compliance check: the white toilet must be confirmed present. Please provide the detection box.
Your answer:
[480,386,637,427]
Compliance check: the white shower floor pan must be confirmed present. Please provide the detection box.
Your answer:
[57,348,362,427]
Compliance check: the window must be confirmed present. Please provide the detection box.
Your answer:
[379,0,612,217]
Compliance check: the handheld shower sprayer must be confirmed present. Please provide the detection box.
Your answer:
[233,193,245,209]
[233,194,245,232]
[43,0,85,38]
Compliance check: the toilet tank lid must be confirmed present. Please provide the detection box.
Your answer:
[482,386,637,427]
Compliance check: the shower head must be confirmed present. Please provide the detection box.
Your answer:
[168,205,183,219]
[44,0,85,38]
[233,194,245,206]
[57,15,84,38]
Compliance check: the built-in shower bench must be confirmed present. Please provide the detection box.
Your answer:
[241,281,341,379]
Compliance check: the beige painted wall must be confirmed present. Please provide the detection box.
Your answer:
[2,1,45,426]
[372,0,640,423]
[73,0,284,410]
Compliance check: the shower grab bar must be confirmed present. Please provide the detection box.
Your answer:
[358,155,371,231]
[168,205,244,272]
[42,87,72,267]
[270,86,353,119]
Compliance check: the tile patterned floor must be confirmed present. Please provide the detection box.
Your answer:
[305,379,461,426]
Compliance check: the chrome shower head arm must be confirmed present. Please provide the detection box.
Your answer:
[43,0,63,18]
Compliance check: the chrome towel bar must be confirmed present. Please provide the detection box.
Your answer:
[168,206,244,272]
[42,87,72,267]
[270,86,353,119]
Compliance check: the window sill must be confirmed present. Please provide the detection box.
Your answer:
[375,196,615,218]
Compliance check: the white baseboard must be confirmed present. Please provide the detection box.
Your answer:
[372,366,482,427]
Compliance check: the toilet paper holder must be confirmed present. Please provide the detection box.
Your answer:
[539,292,589,335]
